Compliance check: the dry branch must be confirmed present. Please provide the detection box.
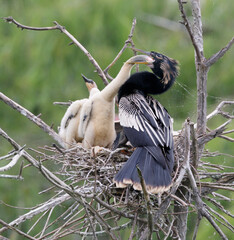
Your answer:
[0,93,64,147]
[104,18,137,81]
[206,101,234,121]
[177,0,204,63]
[0,219,37,240]
[0,149,23,172]
[3,16,108,85]
[137,166,153,240]
[205,37,234,67]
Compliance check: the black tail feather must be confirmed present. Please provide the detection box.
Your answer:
[114,147,172,193]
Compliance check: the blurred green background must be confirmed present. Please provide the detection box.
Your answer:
[0,0,233,239]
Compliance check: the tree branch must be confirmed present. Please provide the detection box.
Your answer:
[2,16,108,85]
[0,149,23,172]
[206,101,234,121]
[177,0,204,63]
[2,16,58,31]
[205,37,234,67]
[104,18,137,81]
[0,92,64,147]
[137,166,153,240]
[198,120,231,145]
[0,219,37,240]
[187,164,228,239]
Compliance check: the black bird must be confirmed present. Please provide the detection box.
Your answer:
[114,51,179,194]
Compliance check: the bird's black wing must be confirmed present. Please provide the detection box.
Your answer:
[119,92,174,170]
[119,92,173,147]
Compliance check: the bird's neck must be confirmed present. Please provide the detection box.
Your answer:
[100,63,133,102]
[118,71,175,100]
[89,88,100,98]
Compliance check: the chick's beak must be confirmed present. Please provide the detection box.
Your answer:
[82,74,94,84]
[127,54,154,65]
[82,74,97,91]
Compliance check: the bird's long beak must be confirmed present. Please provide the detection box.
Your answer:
[127,54,154,65]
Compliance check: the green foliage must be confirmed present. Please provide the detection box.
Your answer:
[0,0,233,239]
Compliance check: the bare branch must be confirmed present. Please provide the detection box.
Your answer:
[0,194,71,234]
[0,92,64,147]
[2,16,58,31]
[137,166,153,240]
[198,120,231,145]
[206,101,234,121]
[0,149,23,172]
[0,174,23,180]
[190,122,198,171]
[187,166,228,240]
[205,37,234,67]
[190,0,205,62]
[2,16,108,85]
[177,0,203,63]
[128,212,138,240]
[104,18,137,80]
[0,219,37,240]
[81,198,98,240]
[192,213,202,240]
[218,135,234,142]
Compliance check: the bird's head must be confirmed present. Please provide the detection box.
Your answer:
[82,74,97,92]
[132,48,179,87]
[149,51,179,85]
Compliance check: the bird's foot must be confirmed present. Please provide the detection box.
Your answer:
[91,146,103,157]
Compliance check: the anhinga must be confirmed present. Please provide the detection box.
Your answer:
[59,55,154,149]
[114,51,179,194]
[59,75,99,149]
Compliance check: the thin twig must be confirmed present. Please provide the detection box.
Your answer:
[39,207,55,238]
[197,120,231,145]
[187,166,228,239]
[128,212,138,240]
[53,101,72,106]
[192,213,202,240]
[206,101,234,122]
[0,174,23,180]
[205,37,234,67]
[81,198,98,240]
[0,149,23,172]
[104,18,137,80]
[0,219,37,240]
[137,166,153,240]
[190,122,198,171]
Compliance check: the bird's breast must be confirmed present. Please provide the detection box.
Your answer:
[91,98,116,147]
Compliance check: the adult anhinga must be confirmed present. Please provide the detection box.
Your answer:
[114,51,179,194]
[59,55,154,149]
[59,75,99,149]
